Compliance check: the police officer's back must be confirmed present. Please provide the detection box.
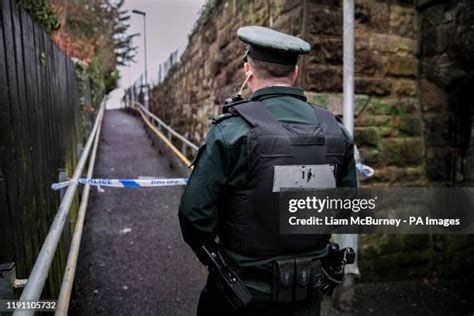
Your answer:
[179,26,357,316]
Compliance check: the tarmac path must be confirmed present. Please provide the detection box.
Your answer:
[71,109,206,315]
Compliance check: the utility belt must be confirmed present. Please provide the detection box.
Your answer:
[239,243,356,304]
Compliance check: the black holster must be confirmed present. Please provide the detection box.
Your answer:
[319,243,356,296]
[202,246,252,309]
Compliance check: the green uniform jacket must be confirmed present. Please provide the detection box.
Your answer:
[178,86,357,292]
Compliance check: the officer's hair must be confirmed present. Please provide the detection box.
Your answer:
[248,57,296,80]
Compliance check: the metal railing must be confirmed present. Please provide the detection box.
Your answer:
[55,101,105,315]
[14,102,105,316]
[128,100,198,166]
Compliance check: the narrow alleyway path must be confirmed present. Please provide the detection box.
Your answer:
[71,109,206,315]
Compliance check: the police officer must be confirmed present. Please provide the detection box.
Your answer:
[179,26,357,315]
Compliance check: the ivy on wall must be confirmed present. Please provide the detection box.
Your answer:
[18,0,60,34]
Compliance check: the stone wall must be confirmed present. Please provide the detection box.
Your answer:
[304,0,423,187]
[151,0,425,187]
[150,0,306,144]
[359,0,474,281]
[149,0,474,281]
[418,0,474,186]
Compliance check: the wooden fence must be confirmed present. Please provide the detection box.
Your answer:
[0,0,89,298]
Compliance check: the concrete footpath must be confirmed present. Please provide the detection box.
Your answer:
[71,109,206,315]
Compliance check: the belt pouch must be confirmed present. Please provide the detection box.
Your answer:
[309,259,327,299]
[294,258,311,301]
[272,258,295,303]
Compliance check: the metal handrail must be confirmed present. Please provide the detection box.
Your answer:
[131,103,193,167]
[55,101,105,315]
[14,102,105,316]
[133,101,199,152]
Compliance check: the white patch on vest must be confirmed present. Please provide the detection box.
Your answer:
[272,164,336,192]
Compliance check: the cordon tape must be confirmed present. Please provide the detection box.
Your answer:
[51,163,374,193]
[52,177,188,192]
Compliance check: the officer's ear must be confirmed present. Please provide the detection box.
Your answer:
[244,62,254,80]
[244,62,250,73]
[291,65,299,84]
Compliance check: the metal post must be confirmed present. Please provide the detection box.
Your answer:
[335,0,359,275]
[144,13,148,88]
[132,9,148,110]
[331,2,360,311]
[337,0,360,277]
[343,0,354,135]
[181,143,187,156]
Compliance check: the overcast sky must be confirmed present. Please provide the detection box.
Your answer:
[111,0,204,101]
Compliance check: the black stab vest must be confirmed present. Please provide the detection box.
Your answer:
[218,101,347,257]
